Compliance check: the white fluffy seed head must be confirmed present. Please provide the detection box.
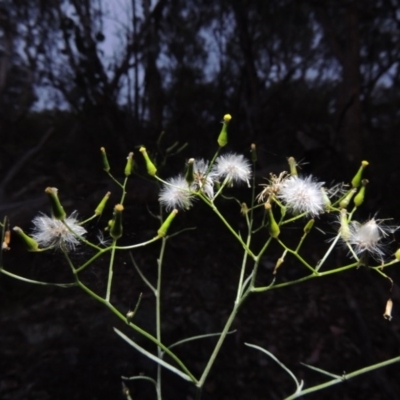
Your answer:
[212,153,252,187]
[348,218,392,260]
[31,211,87,251]
[277,175,325,217]
[159,175,194,211]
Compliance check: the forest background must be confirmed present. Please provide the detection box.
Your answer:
[1,1,400,399]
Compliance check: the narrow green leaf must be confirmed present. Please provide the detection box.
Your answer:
[114,328,192,382]
[245,342,303,390]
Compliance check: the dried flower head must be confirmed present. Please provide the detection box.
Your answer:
[257,172,288,203]
[347,218,393,260]
[277,175,325,217]
[191,159,214,198]
[159,175,194,211]
[212,153,252,187]
[31,211,87,251]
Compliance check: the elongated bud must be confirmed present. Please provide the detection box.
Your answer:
[13,227,40,252]
[45,187,66,220]
[321,187,331,210]
[395,248,400,260]
[100,147,110,172]
[339,188,357,209]
[95,191,111,216]
[122,382,131,399]
[185,158,195,185]
[351,160,369,188]
[383,299,393,321]
[217,114,231,147]
[2,228,10,250]
[354,179,368,207]
[273,250,287,275]
[124,152,134,177]
[157,209,178,237]
[110,204,124,240]
[250,143,257,163]
[304,219,315,233]
[265,203,280,238]
[2,217,10,250]
[339,208,350,241]
[139,147,157,176]
[288,157,298,177]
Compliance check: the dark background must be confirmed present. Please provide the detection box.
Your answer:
[1,0,400,399]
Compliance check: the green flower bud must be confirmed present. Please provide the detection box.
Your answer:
[124,152,134,177]
[185,158,195,186]
[395,248,400,261]
[157,209,178,237]
[288,157,298,177]
[304,219,315,233]
[321,187,331,210]
[110,204,124,240]
[250,143,257,163]
[100,147,110,172]
[265,203,280,238]
[139,147,157,176]
[13,227,40,252]
[95,192,111,216]
[217,114,231,147]
[339,208,350,241]
[351,160,369,188]
[45,187,66,220]
[340,188,357,209]
[354,179,368,207]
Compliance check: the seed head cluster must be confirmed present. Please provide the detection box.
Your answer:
[277,175,325,217]
[347,218,392,260]
[31,211,87,251]
[159,153,251,210]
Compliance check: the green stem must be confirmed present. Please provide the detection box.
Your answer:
[75,248,110,273]
[206,148,221,175]
[295,230,309,253]
[315,234,340,272]
[106,240,118,302]
[284,355,400,400]
[197,288,250,389]
[156,237,167,400]
[235,233,251,304]
[79,213,100,225]
[114,235,161,250]
[249,236,273,288]
[0,268,75,287]
[212,178,229,200]
[252,261,361,292]
[276,239,318,275]
[203,198,256,260]
[120,177,129,204]
[107,171,125,189]
[75,278,197,383]
[62,220,103,251]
